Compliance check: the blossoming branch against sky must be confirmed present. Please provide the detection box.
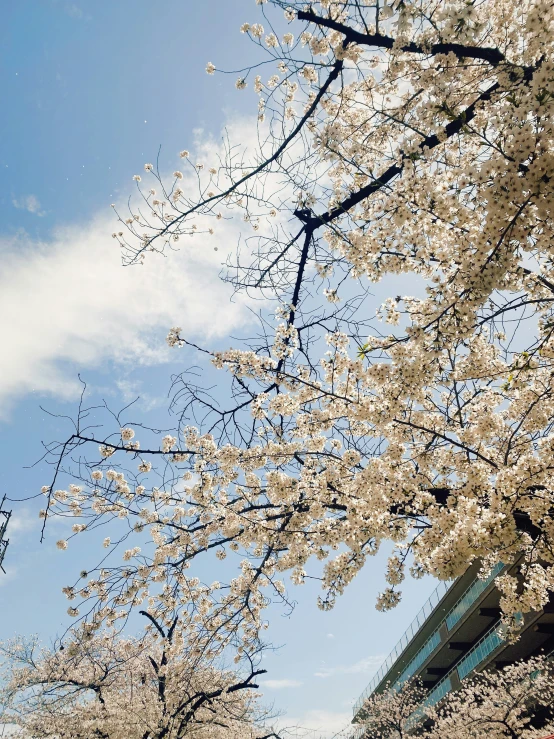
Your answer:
[5,0,552,735]
[0,2,439,736]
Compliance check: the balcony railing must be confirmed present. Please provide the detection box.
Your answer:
[350,612,532,739]
[405,620,505,729]
[351,622,505,739]
[445,562,504,630]
[353,564,506,718]
[456,621,505,680]
[405,674,454,731]
[391,628,441,691]
[352,579,452,716]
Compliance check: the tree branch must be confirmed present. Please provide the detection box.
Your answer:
[298,7,506,65]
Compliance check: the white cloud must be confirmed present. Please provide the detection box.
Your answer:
[12,194,44,216]
[261,679,303,689]
[0,210,249,417]
[0,120,269,417]
[314,654,385,679]
[2,115,295,420]
[326,633,335,639]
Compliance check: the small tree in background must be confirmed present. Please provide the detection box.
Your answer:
[0,616,274,739]
[354,679,425,738]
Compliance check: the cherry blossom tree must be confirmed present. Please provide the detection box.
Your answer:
[0,616,275,739]
[352,678,425,738]
[39,0,554,656]
[357,656,554,739]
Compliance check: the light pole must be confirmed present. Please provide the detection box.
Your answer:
[0,496,11,573]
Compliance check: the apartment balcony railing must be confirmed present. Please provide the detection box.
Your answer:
[392,628,441,691]
[446,562,504,630]
[353,563,505,719]
[405,620,506,730]
[352,580,451,716]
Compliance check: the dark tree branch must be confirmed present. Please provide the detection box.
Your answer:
[298,7,507,65]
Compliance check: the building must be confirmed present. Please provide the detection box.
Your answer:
[351,559,554,736]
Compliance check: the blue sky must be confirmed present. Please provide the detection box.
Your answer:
[0,2,438,735]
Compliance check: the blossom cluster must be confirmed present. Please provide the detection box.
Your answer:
[0,621,268,739]
[359,656,554,738]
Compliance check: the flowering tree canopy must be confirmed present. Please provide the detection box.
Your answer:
[0,617,273,739]
[41,0,554,658]
[358,656,554,739]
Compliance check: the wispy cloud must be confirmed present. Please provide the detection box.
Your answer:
[277,709,352,738]
[314,654,385,679]
[49,0,92,21]
[64,3,89,19]
[3,508,37,542]
[12,194,45,216]
[261,679,303,689]
[114,377,167,412]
